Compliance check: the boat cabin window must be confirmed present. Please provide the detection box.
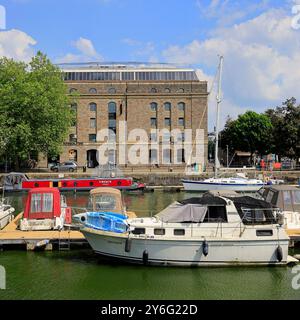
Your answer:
[154,228,165,236]
[174,229,185,236]
[30,193,53,213]
[266,190,275,203]
[132,228,146,235]
[293,190,300,204]
[241,208,273,224]
[203,206,228,223]
[94,195,116,211]
[283,191,292,205]
[256,230,273,237]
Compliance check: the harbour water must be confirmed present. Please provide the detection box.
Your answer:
[0,191,299,300]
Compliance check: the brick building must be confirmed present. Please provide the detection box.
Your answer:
[39,63,208,170]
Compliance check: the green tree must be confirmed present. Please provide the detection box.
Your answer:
[265,98,300,161]
[220,111,273,164]
[0,52,74,169]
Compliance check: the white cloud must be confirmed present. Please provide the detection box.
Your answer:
[163,9,300,128]
[0,29,36,61]
[122,38,158,62]
[56,37,103,63]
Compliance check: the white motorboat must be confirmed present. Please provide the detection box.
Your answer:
[182,177,264,192]
[79,193,290,266]
[0,200,15,230]
[183,56,264,192]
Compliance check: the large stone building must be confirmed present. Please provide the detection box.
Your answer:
[40,63,208,170]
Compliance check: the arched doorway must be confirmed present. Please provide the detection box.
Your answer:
[87,150,98,168]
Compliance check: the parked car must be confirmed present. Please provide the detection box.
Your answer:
[50,161,78,172]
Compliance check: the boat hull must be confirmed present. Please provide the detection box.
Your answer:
[182,180,264,192]
[0,207,15,230]
[81,228,289,266]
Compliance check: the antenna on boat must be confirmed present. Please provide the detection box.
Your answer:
[214,55,224,179]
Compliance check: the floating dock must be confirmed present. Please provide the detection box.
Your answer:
[0,213,88,251]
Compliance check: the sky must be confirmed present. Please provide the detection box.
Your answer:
[1,0,300,130]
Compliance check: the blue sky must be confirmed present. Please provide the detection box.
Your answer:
[0,0,299,129]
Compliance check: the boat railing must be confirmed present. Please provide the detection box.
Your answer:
[240,207,281,226]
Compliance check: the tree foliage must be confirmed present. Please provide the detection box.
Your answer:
[0,52,74,168]
[220,111,273,162]
[265,98,300,160]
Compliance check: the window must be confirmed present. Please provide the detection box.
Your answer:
[150,102,157,112]
[178,102,185,111]
[204,206,228,223]
[89,134,97,142]
[177,149,185,164]
[69,88,77,94]
[162,132,171,142]
[154,228,165,236]
[149,149,158,164]
[163,149,172,164]
[293,190,300,204]
[150,88,157,93]
[174,229,185,236]
[30,193,53,213]
[90,118,96,128]
[69,134,77,143]
[90,103,97,112]
[256,230,273,237]
[178,88,185,93]
[177,132,185,142]
[108,87,116,94]
[150,132,157,142]
[151,118,157,127]
[283,191,292,204]
[164,102,171,111]
[132,228,146,235]
[178,118,185,126]
[165,118,171,127]
[165,88,171,93]
[71,104,77,112]
[108,102,117,113]
[89,88,97,94]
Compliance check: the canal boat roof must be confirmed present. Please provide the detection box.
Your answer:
[258,185,300,212]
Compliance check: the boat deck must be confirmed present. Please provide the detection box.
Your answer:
[287,229,300,247]
[0,213,87,250]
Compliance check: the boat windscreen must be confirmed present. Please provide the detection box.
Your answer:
[228,196,277,225]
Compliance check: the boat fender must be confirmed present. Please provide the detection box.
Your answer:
[276,245,283,262]
[203,241,209,257]
[143,250,149,265]
[125,238,132,253]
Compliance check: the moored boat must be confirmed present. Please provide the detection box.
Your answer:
[78,192,289,266]
[19,188,72,231]
[257,185,300,231]
[0,200,15,230]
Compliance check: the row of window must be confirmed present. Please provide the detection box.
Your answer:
[70,87,186,94]
[65,71,198,82]
[150,102,185,112]
[72,102,186,113]
[71,132,186,143]
[151,117,185,127]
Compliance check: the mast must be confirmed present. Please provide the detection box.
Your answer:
[214,55,224,179]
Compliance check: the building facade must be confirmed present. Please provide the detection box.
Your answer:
[39,63,208,170]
